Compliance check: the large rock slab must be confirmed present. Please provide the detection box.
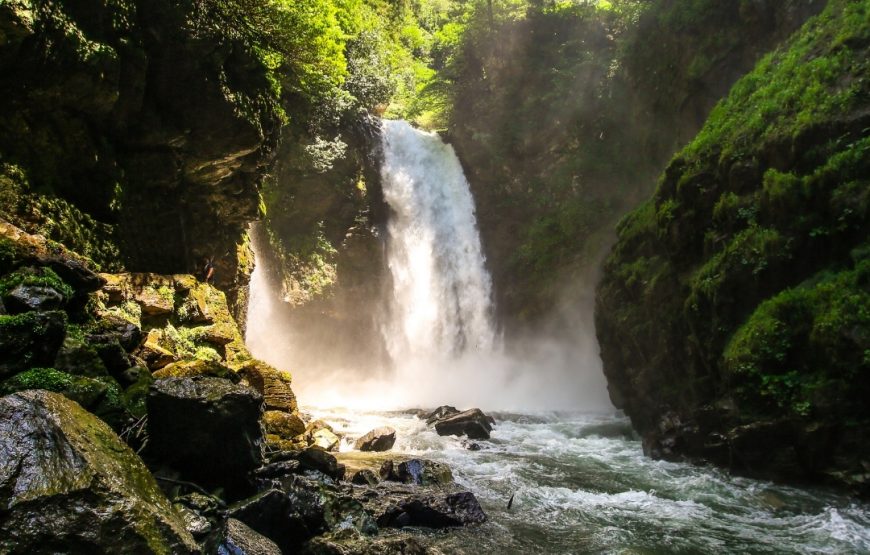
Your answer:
[432,408,494,440]
[0,390,197,554]
[147,376,264,497]
[354,426,396,452]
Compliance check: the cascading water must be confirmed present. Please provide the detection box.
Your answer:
[244,122,870,553]
[379,119,497,361]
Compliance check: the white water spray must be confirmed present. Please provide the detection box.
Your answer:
[246,120,612,411]
[380,119,497,360]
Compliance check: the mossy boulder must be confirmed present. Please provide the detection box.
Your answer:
[146,377,264,499]
[0,310,67,379]
[0,390,197,554]
[0,266,72,313]
[0,367,128,430]
[262,410,306,440]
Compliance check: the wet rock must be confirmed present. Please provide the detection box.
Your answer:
[296,447,346,481]
[351,469,379,486]
[97,314,143,351]
[152,358,238,381]
[147,377,264,498]
[377,492,487,529]
[174,503,213,538]
[379,459,453,486]
[220,518,282,555]
[137,329,177,370]
[353,426,396,452]
[4,283,66,313]
[254,459,301,483]
[0,390,197,554]
[229,486,325,552]
[461,440,482,451]
[239,360,298,412]
[433,408,494,440]
[263,409,306,439]
[0,310,66,378]
[307,419,341,451]
[423,405,459,425]
[89,335,133,376]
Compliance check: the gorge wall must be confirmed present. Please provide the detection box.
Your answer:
[444,0,824,330]
[595,0,869,493]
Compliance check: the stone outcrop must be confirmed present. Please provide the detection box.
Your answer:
[0,0,283,310]
[147,376,264,498]
[0,390,197,554]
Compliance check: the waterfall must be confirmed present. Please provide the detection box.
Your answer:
[379,120,497,361]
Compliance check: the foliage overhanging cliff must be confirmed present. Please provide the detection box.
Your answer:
[595,0,869,492]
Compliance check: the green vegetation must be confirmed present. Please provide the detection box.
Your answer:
[0,266,74,299]
[596,0,869,484]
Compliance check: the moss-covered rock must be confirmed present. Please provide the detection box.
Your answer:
[0,310,67,379]
[0,367,128,430]
[0,389,197,554]
[595,0,870,492]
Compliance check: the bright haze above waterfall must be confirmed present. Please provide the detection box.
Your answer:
[247,120,612,412]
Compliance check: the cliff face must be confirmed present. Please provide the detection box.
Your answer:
[595,0,869,492]
[446,0,823,329]
[0,0,283,315]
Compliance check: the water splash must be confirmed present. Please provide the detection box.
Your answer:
[380,119,497,360]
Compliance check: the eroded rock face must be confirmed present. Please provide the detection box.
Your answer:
[0,390,197,554]
[221,518,282,555]
[147,376,264,498]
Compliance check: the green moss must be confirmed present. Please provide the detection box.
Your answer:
[683,0,869,163]
[0,266,74,298]
[724,256,870,418]
[0,367,128,429]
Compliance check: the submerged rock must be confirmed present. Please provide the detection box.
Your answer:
[353,426,396,452]
[147,377,264,498]
[0,390,197,554]
[432,408,494,440]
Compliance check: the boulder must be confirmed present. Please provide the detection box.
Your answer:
[137,329,176,370]
[239,361,298,412]
[306,419,341,451]
[263,410,306,439]
[147,377,264,498]
[295,447,346,481]
[0,310,67,378]
[0,390,197,554]
[152,358,237,381]
[3,283,66,313]
[379,459,453,486]
[433,408,494,440]
[423,405,459,425]
[353,426,396,452]
[220,518,282,555]
[228,487,325,552]
[377,492,487,529]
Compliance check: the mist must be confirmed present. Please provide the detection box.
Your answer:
[246,121,613,413]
